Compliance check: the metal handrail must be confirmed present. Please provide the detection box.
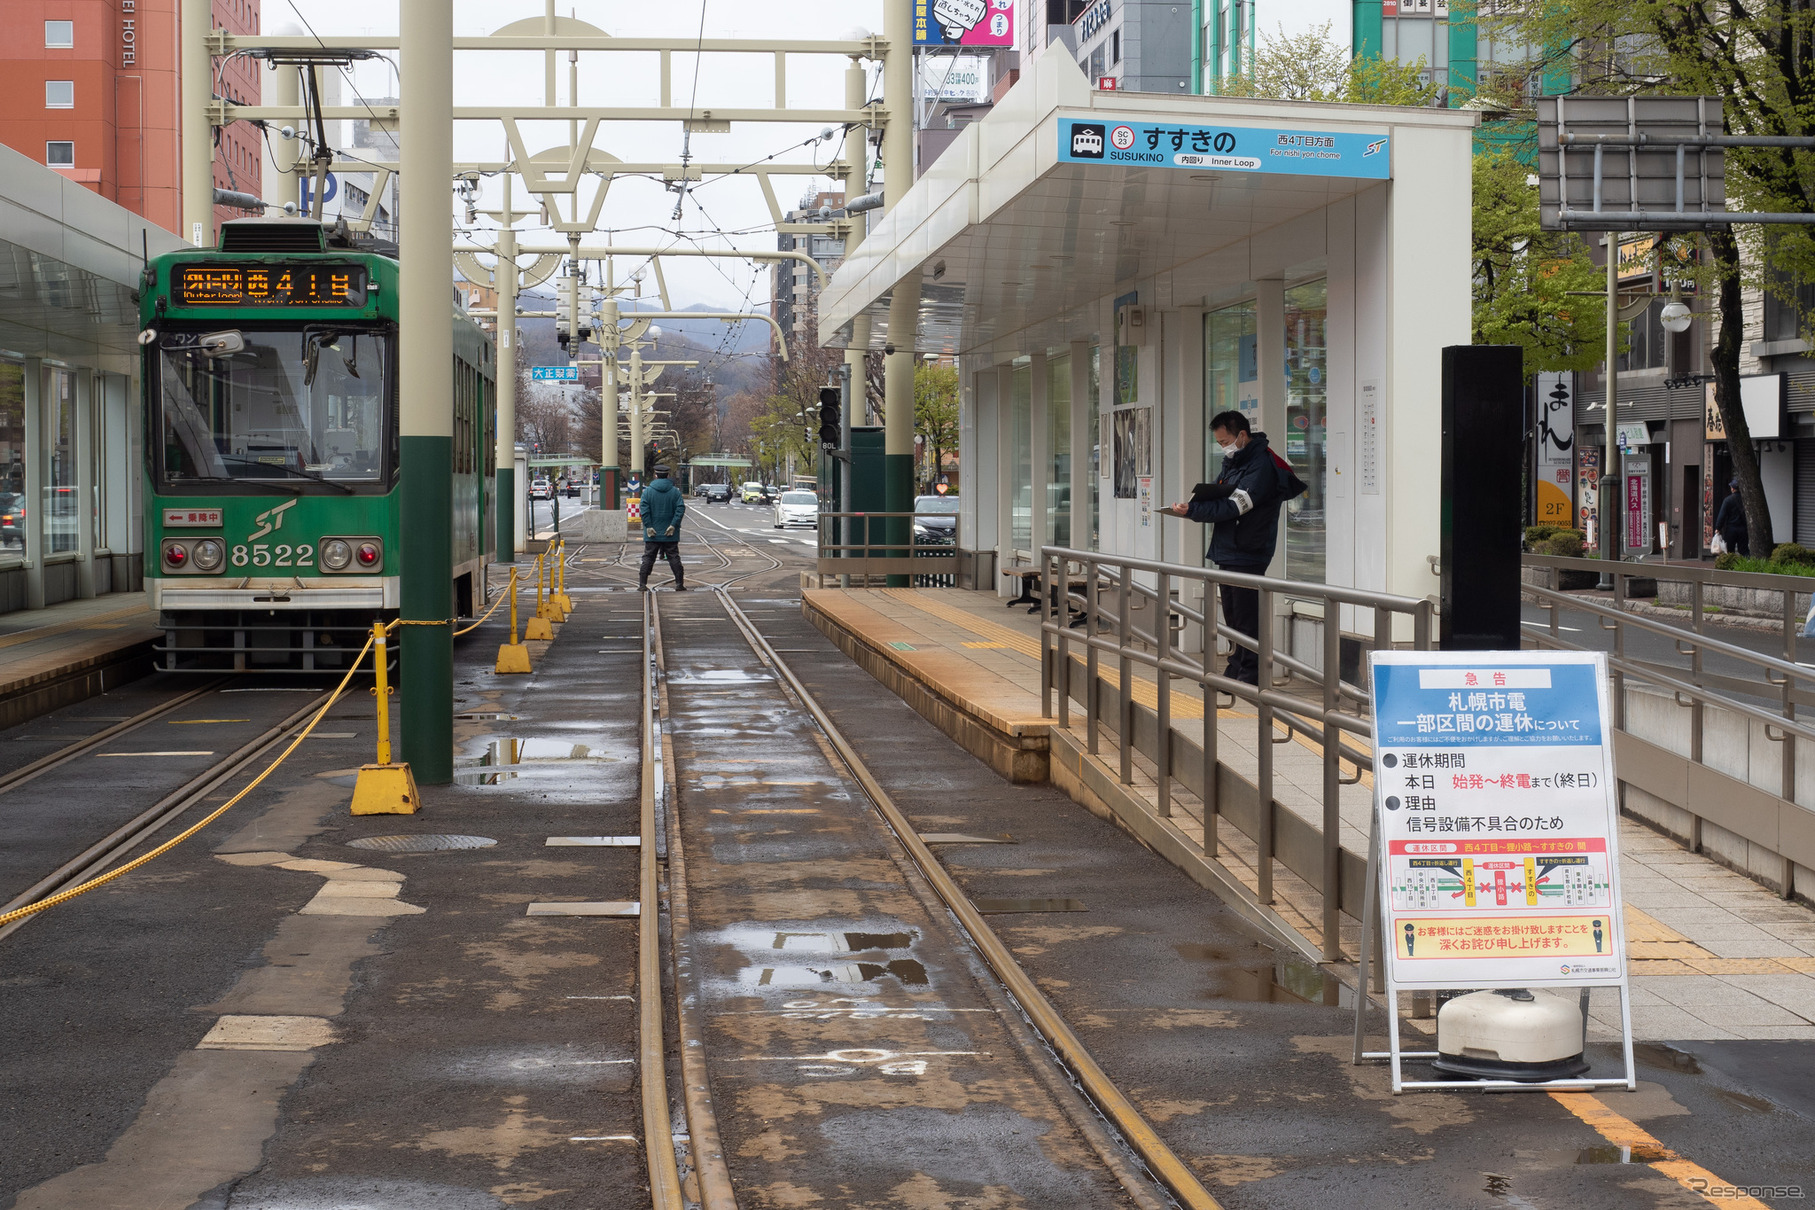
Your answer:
[1039,546,1434,965]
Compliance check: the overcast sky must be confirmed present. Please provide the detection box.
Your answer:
[277,0,1348,313]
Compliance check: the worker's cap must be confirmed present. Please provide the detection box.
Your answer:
[654,464,672,477]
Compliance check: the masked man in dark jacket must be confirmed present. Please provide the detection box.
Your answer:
[637,465,687,591]
[1165,410,1304,686]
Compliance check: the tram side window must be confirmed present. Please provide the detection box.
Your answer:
[157,329,392,486]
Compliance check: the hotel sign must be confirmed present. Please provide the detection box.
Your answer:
[1060,118,1391,179]
[122,0,137,65]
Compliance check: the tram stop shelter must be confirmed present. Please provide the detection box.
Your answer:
[820,54,1477,644]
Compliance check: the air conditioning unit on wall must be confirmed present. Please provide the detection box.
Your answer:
[1116,304,1148,346]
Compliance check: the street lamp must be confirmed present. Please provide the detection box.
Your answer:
[1660,300,1692,333]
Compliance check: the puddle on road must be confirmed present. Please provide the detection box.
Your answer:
[746,960,931,987]
[454,737,612,785]
[1710,1087,1776,1114]
[1176,943,1353,1008]
[1634,1042,1701,1074]
[973,897,1087,914]
[1577,1144,1673,1164]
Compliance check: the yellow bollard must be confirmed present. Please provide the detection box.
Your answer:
[553,539,573,614]
[525,552,555,640]
[352,621,421,814]
[496,565,531,673]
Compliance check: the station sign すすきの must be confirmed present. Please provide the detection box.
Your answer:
[1368,650,1626,990]
[914,0,1013,46]
[1059,118,1390,180]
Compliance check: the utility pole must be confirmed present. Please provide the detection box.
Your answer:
[882,0,917,586]
[399,0,455,784]
[181,0,214,247]
[1600,233,1619,579]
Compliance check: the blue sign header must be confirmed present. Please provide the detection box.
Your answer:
[1058,118,1390,179]
[531,365,580,382]
[1373,661,1603,747]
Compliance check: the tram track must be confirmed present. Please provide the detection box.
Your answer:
[639,585,1219,1210]
[0,685,338,945]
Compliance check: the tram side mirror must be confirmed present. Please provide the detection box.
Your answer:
[199,330,245,358]
[302,329,341,387]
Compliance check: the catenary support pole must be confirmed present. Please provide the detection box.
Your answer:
[181,0,214,247]
[268,62,301,214]
[496,221,519,562]
[399,0,455,784]
[601,295,620,507]
[629,342,646,477]
[882,0,916,586]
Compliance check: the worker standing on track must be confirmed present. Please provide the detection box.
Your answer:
[1164,410,1305,687]
[638,464,688,592]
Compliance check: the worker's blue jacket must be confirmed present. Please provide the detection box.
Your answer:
[641,477,686,542]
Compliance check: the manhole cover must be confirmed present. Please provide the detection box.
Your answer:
[347,834,497,853]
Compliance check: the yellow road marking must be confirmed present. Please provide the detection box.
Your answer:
[1549,1092,1771,1208]
[168,718,251,724]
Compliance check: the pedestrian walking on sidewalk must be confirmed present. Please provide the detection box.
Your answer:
[1163,410,1305,687]
[1713,479,1749,557]
[638,464,688,591]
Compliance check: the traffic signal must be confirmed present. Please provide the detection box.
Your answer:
[818,386,841,448]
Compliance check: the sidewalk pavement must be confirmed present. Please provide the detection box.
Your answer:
[802,585,1815,1042]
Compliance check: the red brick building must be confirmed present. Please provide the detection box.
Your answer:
[0,0,262,239]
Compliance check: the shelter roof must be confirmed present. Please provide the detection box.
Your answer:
[819,55,1474,358]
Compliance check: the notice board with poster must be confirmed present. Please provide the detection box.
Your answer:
[1358,649,1636,1092]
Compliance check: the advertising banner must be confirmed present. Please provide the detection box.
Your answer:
[1060,117,1390,179]
[1532,373,1573,526]
[1369,650,1626,991]
[914,0,1014,46]
[918,53,991,103]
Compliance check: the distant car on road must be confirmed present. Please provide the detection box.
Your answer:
[529,479,552,500]
[742,481,767,504]
[913,494,959,545]
[773,489,819,529]
[0,492,22,551]
[561,481,580,498]
[702,483,732,503]
[694,482,712,497]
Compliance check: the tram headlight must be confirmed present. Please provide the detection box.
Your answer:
[191,539,224,572]
[320,538,354,571]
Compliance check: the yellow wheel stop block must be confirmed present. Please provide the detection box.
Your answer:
[495,643,532,674]
[524,616,555,641]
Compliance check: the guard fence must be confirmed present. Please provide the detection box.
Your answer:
[1036,546,1434,964]
[1522,554,1815,899]
[814,511,959,587]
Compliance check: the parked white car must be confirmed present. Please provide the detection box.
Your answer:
[772,489,819,529]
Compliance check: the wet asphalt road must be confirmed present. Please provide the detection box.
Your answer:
[2,524,1812,1209]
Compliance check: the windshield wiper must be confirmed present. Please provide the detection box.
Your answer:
[216,456,355,494]
[171,473,302,497]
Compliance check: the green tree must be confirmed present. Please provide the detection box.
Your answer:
[914,363,960,490]
[1221,22,1440,106]
[1481,0,1815,551]
[1472,148,1608,371]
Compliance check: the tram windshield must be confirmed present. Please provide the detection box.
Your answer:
[156,326,393,490]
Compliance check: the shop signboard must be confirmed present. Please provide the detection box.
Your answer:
[1059,118,1390,179]
[1624,455,1651,556]
[914,0,1014,46]
[1369,650,1628,992]
[1576,446,1600,551]
[1533,373,1573,526]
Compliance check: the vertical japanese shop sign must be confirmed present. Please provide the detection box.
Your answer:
[1369,651,1626,990]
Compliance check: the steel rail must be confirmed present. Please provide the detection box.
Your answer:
[0,680,222,798]
[0,688,335,944]
[649,596,740,1210]
[639,592,687,1210]
[713,588,1226,1210]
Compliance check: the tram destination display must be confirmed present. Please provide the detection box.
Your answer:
[173,264,368,308]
